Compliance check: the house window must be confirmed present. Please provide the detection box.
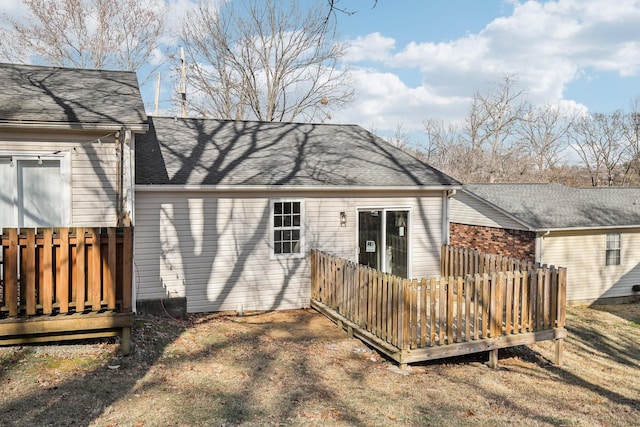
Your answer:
[271,200,304,257]
[606,233,621,266]
[0,155,70,227]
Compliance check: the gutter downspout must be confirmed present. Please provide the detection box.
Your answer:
[536,229,551,264]
[115,128,124,227]
[123,129,132,227]
[443,189,457,245]
[116,127,132,227]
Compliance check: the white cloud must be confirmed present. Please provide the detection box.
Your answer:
[148,47,167,67]
[162,0,198,45]
[339,0,640,138]
[334,68,469,131]
[343,32,395,62]
[0,0,26,15]
[0,0,27,30]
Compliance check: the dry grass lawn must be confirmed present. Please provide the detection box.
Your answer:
[0,303,639,426]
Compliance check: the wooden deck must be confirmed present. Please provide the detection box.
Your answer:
[0,227,133,353]
[310,248,567,368]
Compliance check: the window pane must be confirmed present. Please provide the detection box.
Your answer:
[272,200,302,256]
[607,234,620,250]
[606,233,621,266]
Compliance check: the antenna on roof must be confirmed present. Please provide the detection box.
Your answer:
[180,47,187,118]
[154,72,161,116]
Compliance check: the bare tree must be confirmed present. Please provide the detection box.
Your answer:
[421,118,463,174]
[622,98,640,184]
[387,122,413,151]
[325,0,378,19]
[180,0,354,122]
[0,0,164,77]
[569,111,628,186]
[516,104,573,179]
[462,76,528,182]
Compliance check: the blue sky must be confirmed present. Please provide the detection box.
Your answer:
[3,0,640,144]
[329,0,640,140]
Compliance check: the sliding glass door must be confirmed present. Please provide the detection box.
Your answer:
[358,209,409,278]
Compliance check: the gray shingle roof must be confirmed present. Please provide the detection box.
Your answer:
[463,183,640,229]
[0,63,147,129]
[136,117,460,187]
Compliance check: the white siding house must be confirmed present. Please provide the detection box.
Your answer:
[0,63,148,228]
[135,118,460,313]
[450,183,640,304]
[542,230,640,302]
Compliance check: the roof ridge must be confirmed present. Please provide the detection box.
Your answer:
[0,62,137,75]
[149,115,363,128]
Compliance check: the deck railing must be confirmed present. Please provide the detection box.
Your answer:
[0,227,133,352]
[310,247,567,367]
[1,227,132,317]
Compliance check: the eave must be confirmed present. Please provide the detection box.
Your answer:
[0,121,149,133]
[460,188,537,231]
[539,224,640,233]
[135,183,462,193]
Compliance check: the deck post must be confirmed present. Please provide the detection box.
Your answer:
[554,338,564,366]
[121,327,132,356]
[488,349,499,369]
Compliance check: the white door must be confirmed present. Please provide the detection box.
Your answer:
[0,157,68,227]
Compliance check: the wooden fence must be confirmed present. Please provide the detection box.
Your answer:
[441,245,540,278]
[310,247,567,368]
[0,227,133,353]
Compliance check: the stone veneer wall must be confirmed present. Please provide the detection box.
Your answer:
[450,223,536,263]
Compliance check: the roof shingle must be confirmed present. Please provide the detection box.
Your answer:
[136,117,460,188]
[0,63,147,128]
[463,183,640,229]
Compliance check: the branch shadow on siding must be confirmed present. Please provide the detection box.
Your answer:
[137,118,314,312]
[135,117,456,311]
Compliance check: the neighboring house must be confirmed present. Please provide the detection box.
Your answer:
[450,183,640,303]
[0,63,147,228]
[135,117,461,313]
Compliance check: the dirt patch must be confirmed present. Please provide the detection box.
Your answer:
[1,304,639,426]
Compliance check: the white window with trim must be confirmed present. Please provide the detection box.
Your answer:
[0,154,71,227]
[605,233,621,266]
[270,199,304,258]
